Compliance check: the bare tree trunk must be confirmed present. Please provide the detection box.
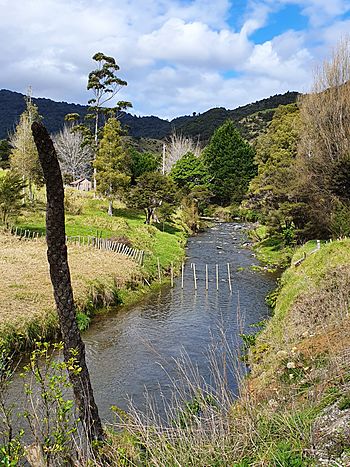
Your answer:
[31,122,104,442]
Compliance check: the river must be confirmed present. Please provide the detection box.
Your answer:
[82,222,276,421]
[3,222,275,430]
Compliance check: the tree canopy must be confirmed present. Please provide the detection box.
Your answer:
[203,120,256,205]
[0,170,26,224]
[169,151,208,192]
[10,96,43,200]
[94,118,131,215]
[129,172,177,224]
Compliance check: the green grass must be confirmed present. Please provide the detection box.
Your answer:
[16,192,187,277]
[274,239,350,323]
[249,225,293,269]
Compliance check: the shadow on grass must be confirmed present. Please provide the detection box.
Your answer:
[154,222,182,235]
[260,236,284,251]
[113,208,144,222]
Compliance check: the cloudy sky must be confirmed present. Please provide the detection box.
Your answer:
[0,0,349,119]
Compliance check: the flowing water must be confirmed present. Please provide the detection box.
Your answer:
[4,223,276,428]
[82,222,276,421]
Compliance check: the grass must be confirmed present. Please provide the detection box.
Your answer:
[244,238,350,463]
[16,189,186,275]
[1,189,187,352]
[0,232,139,351]
[249,225,293,269]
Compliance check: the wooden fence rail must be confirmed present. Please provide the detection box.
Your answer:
[8,226,144,265]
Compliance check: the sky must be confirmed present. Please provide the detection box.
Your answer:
[0,0,349,120]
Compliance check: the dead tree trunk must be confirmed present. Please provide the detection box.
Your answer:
[31,122,104,442]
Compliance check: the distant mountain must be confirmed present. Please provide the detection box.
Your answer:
[0,89,298,143]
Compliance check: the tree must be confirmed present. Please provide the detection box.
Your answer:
[296,37,350,238]
[129,148,160,183]
[10,96,43,201]
[94,118,131,215]
[0,140,11,169]
[53,125,92,181]
[169,151,209,192]
[203,120,256,205]
[164,132,201,173]
[31,121,104,443]
[129,172,177,224]
[0,170,26,224]
[87,52,132,190]
[247,104,304,237]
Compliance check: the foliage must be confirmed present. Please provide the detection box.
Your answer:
[203,120,256,205]
[9,96,43,201]
[20,342,81,465]
[0,140,11,169]
[169,151,208,191]
[129,147,160,183]
[296,38,350,238]
[0,170,26,224]
[87,52,132,127]
[247,104,302,239]
[94,117,131,214]
[128,172,177,224]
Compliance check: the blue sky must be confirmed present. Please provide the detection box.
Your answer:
[0,0,349,119]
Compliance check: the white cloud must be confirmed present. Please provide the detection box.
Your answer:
[0,0,348,119]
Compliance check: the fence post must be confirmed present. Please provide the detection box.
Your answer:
[193,263,197,290]
[171,262,174,287]
[216,264,219,291]
[227,263,232,293]
[157,258,162,283]
[205,264,208,291]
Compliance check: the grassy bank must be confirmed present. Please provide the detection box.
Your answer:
[245,238,350,464]
[98,238,350,466]
[1,190,187,353]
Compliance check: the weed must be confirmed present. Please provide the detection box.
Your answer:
[338,394,350,411]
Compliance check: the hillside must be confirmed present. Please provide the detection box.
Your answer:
[0,89,298,143]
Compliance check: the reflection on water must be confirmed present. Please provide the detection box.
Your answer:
[82,223,276,421]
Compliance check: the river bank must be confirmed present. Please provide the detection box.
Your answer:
[100,236,350,466]
[0,194,188,355]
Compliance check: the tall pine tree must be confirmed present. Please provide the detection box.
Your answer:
[203,120,256,205]
[94,118,130,215]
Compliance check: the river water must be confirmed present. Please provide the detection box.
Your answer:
[4,223,275,430]
[82,222,276,421]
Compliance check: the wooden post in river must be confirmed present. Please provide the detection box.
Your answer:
[227,263,232,293]
[193,263,197,290]
[216,264,219,291]
[181,263,184,289]
[171,262,174,287]
[205,264,208,291]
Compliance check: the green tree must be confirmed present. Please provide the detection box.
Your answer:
[0,140,11,169]
[169,152,209,192]
[129,148,160,183]
[10,96,43,201]
[66,53,132,191]
[247,104,304,237]
[94,118,131,215]
[203,120,256,205]
[0,170,26,224]
[86,53,132,190]
[129,172,177,224]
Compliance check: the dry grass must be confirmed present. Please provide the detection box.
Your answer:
[0,232,139,343]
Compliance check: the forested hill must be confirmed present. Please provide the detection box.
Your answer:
[0,88,298,141]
